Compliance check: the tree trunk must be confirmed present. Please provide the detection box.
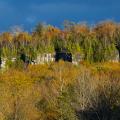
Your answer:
[0,56,1,69]
[115,45,120,62]
[118,50,120,62]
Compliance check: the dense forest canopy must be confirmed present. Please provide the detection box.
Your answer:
[0,21,120,120]
[0,20,120,63]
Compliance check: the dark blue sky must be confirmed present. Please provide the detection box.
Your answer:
[0,0,120,31]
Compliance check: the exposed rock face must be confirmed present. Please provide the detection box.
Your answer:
[34,53,55,64]
[109,50,119,62]
[1,58,7,69]
[0,52,119,70]
[0,53,55,69]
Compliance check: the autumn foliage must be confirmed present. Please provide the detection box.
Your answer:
[0,21,120,62]
[0,21,120,120]
[0,61,119,120]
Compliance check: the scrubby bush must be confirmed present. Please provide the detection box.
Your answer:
[0,62,119,120]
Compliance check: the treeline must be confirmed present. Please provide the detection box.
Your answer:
[0,62,119,120]
[0,20,120,63]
